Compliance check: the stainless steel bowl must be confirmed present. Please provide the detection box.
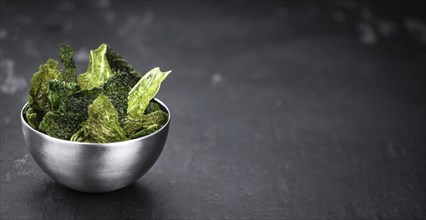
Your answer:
[21,98,170,193]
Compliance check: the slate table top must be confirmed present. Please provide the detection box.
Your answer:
[1,1,425,219]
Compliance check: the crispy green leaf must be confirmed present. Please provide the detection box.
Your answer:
[106,46,141,87]
[39,88,101,140]
[28,59,60,112]
[77,44,114,90]
[106,46,141,77]
[144,101,161,114]
[70,94,128,143]
[47,80,79,111]
[123,110,168,135]
[130,124,162,139]
[25,98,44,129]
[59,88,102,115]
[39,111,86,140]
[101,73,132,125]
[25,107,40,129]
[58,44,77,82]
[127,67,170,119]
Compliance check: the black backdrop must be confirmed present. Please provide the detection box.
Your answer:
[1,1,425,219]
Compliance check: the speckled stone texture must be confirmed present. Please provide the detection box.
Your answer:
[1,1,425,219]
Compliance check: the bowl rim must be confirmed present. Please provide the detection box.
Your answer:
[21,98,171,147]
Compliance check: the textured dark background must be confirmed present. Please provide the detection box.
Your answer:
[1,0,425,219]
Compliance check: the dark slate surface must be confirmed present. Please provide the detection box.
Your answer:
[1,1,425,219]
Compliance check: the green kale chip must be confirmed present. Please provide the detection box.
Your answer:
[28,58,60,112]
[106,46,141,87]
[130,124,162,139]
[47,80,80,111]
[70,94,128,143]
[59,88,102,115]
[77,44,114,90]
[106,46,141,77]
[127,67,170,120]
[25,99,44,129]
[144,101,161,114]
[101,73,132,125]
[123,110,168,135]
[25,59,60,129]
[58,44,77,83]
[39,111,85,140]
[39,88,101,139]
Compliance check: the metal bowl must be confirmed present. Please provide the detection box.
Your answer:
[21,98,170,193]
